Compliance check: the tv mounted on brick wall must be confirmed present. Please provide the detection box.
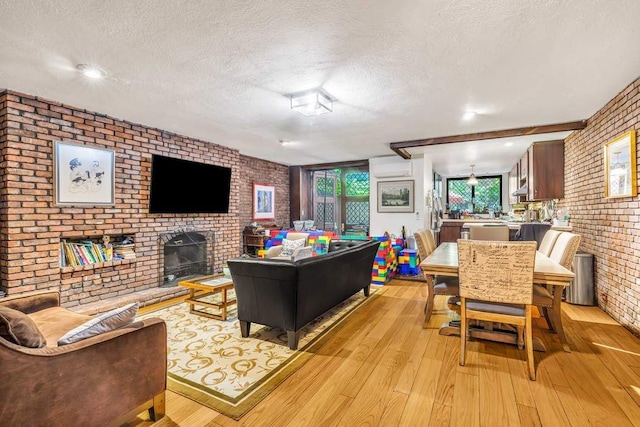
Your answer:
[149,154,231,214]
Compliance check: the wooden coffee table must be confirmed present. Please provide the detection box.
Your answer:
[178,274,236,321]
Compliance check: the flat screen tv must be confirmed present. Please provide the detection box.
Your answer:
[149,154,232,214]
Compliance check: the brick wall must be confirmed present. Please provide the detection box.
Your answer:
[0,90,289,308]
[561,77,640,335]
[239,155,290,229]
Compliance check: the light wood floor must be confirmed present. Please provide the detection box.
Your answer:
[126,278,640,427]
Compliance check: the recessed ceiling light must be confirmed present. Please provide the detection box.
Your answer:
[462,111,477,121]
[505,142,514,147]
[76,64,105,79]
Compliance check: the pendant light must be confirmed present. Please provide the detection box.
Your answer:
[467,164,478,186]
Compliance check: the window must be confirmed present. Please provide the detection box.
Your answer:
[312,168,369,234]
[447,175,502,213]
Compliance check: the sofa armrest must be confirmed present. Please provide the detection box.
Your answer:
[265,245,283,258]
[0,290,60,313]
[0,317,167,426]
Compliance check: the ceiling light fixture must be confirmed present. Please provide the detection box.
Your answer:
[76,64,105,79]
[467,164,478,186]
[289,89,333,116]
[463,111,477,121]
[504,142,514,147]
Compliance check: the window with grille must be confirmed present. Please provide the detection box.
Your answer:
[311,168,369,233]
[447,176,502,213]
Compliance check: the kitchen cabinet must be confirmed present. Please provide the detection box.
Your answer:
[509,140,565,201]
[519,151,528,187]
[439,221,463,243]
[508,163,519,204]
[526,140,564,200]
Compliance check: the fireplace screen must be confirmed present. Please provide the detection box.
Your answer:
[160,230,214,285]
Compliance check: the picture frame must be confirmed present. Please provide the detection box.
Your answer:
[54,141,115,206]
[253,183,275,220]
[604,131,637,198]
[377,180,414,213]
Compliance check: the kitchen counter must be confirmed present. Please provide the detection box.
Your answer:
[441,219,572,232]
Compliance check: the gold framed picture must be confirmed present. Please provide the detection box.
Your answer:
[604,131,637,198]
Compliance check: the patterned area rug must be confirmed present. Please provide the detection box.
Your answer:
[139,287,381,419]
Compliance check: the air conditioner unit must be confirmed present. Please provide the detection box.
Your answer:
[373,162,413,178]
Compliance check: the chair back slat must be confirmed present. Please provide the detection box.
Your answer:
[458,240,537,304]
[549,232,581,270]
[414,229,436,259]
[538,229,562,256]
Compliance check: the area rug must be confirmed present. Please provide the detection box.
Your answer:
[138,287,382,419]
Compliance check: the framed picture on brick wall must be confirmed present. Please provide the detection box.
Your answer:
[604,131,637,198]
[253,183,275,220]
[54,141,115,206]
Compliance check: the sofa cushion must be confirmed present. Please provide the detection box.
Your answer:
[280,238,305,256]
[57,302,139,346]
[28,306,93,347]
[0,305,47,348]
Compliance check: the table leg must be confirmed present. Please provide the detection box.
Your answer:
[423,275,435,328]
[221,288,227,321]
[553,288,571,352]
[188,289,196,313]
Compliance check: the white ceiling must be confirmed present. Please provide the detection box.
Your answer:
[1,1,639,176]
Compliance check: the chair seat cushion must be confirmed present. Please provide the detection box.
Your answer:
[466,300,525,316]
[433,276,460,295]
[533,284,553,306]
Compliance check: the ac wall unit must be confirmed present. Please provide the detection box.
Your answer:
[373,162,413,178]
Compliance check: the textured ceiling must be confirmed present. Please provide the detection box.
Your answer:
[1,1,639,176]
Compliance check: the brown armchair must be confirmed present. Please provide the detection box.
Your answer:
[0,291,167,427]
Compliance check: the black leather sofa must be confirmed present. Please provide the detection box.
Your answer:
[227,239,380,349]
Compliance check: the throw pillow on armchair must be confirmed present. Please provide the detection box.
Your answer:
[280,238,306,256]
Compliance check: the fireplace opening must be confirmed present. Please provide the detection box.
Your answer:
[160,230,214,286]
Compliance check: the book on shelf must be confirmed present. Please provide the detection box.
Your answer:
[60,240,116,267]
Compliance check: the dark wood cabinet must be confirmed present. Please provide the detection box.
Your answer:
[242,229,269,256]
[508,163,519,204]
[439,222,463,243]
[526,140,564,200]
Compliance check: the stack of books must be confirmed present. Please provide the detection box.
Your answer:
[113,244,136,260]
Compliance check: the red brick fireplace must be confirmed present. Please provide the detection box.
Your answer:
[0,90,289,309]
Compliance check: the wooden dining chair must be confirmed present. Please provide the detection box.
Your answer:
[458,239,538,380]
[533,232,581,351]
[538,229,562,257]
[469,225,509,241]
[415,229,460,314]
[414,228,436,260]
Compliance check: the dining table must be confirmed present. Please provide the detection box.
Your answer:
[420,242,575,352]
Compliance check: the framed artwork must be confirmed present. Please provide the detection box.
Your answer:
[253,183,275,220]
[54,141,115,206]
[604,131,637,198]
[377,180,414,213]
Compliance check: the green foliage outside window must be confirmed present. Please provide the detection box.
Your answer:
[315,170,370,198]
[447,176,502,213]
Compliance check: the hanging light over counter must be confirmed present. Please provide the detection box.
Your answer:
[467,164,478,186]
